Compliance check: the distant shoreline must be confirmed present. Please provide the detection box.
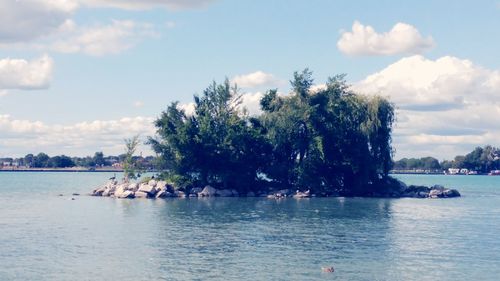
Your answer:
[0,167,124,173]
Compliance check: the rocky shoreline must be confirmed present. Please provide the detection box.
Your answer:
[90,179,461,199]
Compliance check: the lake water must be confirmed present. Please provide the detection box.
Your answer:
[1,172,499,280]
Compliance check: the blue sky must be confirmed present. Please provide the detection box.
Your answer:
[1,0,500,159]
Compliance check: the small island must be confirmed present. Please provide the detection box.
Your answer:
[91,70,460,199]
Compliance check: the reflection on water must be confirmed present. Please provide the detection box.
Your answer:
[1,173,500,280]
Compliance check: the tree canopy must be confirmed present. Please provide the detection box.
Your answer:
[149,70,396,196]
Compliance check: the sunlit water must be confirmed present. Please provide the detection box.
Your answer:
[1,172,500,280]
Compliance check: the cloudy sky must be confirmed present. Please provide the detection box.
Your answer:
[1,0,499,159]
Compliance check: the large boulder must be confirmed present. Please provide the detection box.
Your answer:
[91,186,106,196]
[443,189,461,198]
[117,190,135,199]
[148,179,157,187]
[198,185,217,197]
[429,189,443,198]
[126,183,139,192]
[138,183,157,196]
[156,181,167,191]
[134,191,149,198]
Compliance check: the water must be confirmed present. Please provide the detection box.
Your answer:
[1,172,500,280]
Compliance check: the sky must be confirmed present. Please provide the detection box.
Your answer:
[1,0,500,160]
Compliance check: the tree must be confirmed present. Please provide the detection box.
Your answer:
[93,152,106,167]
[150,71,396,196]
[149,79,270,192]
[33,153,50,168]
[48,155,75,168]
[123,135,141,181]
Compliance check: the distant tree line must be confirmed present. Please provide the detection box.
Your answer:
[393,145,500,173]
[149,70,396,196]
[0,151,157,169]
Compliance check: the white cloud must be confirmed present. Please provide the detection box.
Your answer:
[238,92,264,115]
[0,55,54,90]
[338,21,434,56]
[133,101,144,108]
[0,115,155,157]
[80,0,215,10]
[354,55,500,159]
[50,20,158,56]
[0,0,77,43]
[231,71,283,89]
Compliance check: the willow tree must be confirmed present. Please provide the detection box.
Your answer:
[260,71,395,195]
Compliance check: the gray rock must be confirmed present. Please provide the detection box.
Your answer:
[92,187,106,196]
[190,187,203,194]
[155,190,167,199]
[134,191,149,198]
[126,183,138,191]
[138,183,157,196]
[418,191,429,198]
[246,191,256,197]
[231,189,239,197]
[148,179,157,187]
[118,190,134,199]
[429,189,443,198]
[198,185,217,197]
[175,191,186,198]
[188,193,198,197]
[443,189,461,198]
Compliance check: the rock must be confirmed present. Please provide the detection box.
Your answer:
[443,189,461,198]
[102,189,111,197]
[417,191,429,198]
[198,185,217,197]
[155,190,166,198]
[188,193,198,197]
[134,191,149,198]
[148,179,157,187]
[138,183,157,196]
[231,189,239,197]
[267,194,276,199]
[72,193,80,196]
[190,187,203,194]
[246,191,256,197]
[126,183,139,191]
[92,186,106,196]
[156,181,167,192]
[175,191,186,198]
[117,190,134,199]
[217,189,233,197]
[431,184,445,191]
[293,190,311,198]
[166,184,175,193]
[429,189,443,198]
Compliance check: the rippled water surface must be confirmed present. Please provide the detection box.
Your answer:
[1,172,500,280]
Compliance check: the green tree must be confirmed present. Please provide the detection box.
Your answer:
[123,135,141,181]
[33,153,50,168]
[93,152,106,167]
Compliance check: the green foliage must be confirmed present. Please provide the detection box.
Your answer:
[150,70,396,196]
[123,135,141,181]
